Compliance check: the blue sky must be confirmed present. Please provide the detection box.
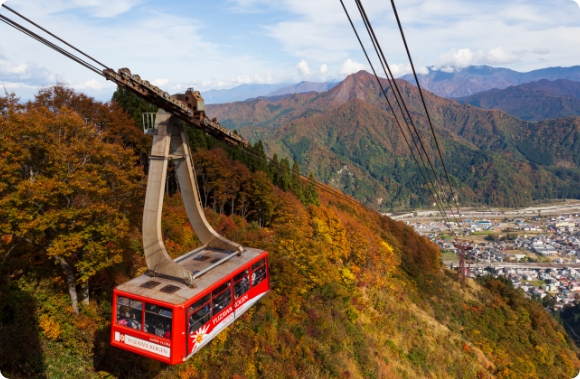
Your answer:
[1,0,580,100]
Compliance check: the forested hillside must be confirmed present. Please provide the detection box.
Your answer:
[207,70,580,211]
[1,87,579,378]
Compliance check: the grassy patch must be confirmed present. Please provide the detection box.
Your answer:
[441,251,459,262]
[523,279,545,288]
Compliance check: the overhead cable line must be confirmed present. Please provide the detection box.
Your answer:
[339,0,453,225]
[2,4,110,70]
[0,13,105,77]
[352,0,461,227]
[389,0,463,223]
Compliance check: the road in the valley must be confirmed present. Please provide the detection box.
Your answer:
[388,200,580,221]
[443,261,580,270]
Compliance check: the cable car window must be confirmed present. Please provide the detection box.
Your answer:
[212,281,231,297]
[116,296,142,330]
[190,294,210,312]
[252,259,265,270]
[234,269,249,282]
[252,266,267,287]
[189,302,211,334]
[212,287,232,313]
[144,303,173,339]
[234,275,250,299]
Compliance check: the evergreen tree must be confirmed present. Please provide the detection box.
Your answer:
[290,160,305,201]
[249,140,270,175]
[111,86,157,129]
[279,157,291,191]
[304,172,320,206]
[270,153,280,186]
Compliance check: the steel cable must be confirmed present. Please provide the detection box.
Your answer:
[0,14,104,77]
[353,0,461,227]
[389,0,463,225]
[2,4,110,70]
[339,0,454,225]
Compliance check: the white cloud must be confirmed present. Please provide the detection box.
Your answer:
[435,47,520,70]
[296,59,311,75]
[0,58,55,84]
[0,0,578,100]
[389,63,412,77]
[72,78,112,90]
[63,0,143,18]
[531,48,549,55]
[339,58,365,75]
[417,66,429,75]
[152,79,169,86]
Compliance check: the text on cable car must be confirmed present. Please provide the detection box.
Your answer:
[234,294,249,308]
[148,336,170,347]
[212,306,233,325]
[115,332,170,357]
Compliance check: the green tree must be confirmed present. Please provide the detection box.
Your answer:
[290,160,305,201]
[304,172,320,206]
[278,157,291,191]
[251,171,276,226]
[111,85,157,129]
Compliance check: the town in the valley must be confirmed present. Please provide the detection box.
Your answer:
[392,200,580,311]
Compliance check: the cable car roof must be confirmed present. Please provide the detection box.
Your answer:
[115,247,265,306]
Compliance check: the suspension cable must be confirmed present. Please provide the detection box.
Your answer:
[2,4,110,70]
[353,0,460,227]
[0,13,104,77]
[339,0,453,225]
[389,0,463,224]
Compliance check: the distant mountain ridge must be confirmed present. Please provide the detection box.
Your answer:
[266,81,339,97]
[203,80,338,104]
[402,65,580,98]
[202,83,291,104]
[207,70,580,210]
[456,79,580,121]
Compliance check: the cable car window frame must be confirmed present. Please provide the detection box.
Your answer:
[211,281,231,297]
[251,258,268,287]
[212,284,232,314]
[233,269,250,300]
[189,294,211,313]
[144,303,173,339]
[188,298,212,335]
[233,269,249,282]
[252,258,265,271]
[116,295,143,330]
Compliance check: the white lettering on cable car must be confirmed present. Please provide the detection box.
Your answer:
[188,292,267,356]
[115,332,170,357]
[234,294,249,308]
[212,306,233,325]
[148,336,170,347]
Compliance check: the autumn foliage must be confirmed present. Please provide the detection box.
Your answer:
[0,87,578,379]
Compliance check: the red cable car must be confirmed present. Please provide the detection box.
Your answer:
[111,248,269,364]
[110,98,270,364]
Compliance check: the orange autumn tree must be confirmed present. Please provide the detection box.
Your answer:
[0,88,143,315]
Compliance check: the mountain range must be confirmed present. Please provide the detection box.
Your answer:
[206,70,580,211]
[456,79,580,121]
[203,81,338,104]
[401,65,580,98]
